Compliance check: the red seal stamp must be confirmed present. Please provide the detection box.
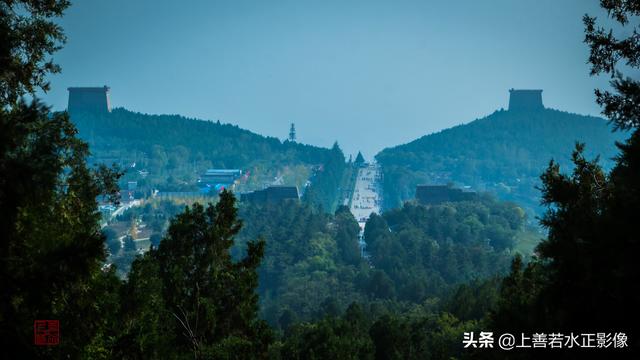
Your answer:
[34,320,59,345]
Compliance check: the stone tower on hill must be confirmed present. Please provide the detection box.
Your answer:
[67,86,111,113]
[508,89,544,111]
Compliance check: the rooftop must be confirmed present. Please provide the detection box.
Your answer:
[68,86,110,92]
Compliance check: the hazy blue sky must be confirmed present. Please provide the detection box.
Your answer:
[43,0,620,158]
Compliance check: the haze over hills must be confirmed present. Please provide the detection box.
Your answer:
[70,87,627,218]
[43,0,616,159]
[71,107,335,192]
[74,108,330,164]
[5,0,640,356]
[376,90,627,215]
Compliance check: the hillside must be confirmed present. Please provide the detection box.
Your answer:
[376,108,627,214]
[70,108,335,194]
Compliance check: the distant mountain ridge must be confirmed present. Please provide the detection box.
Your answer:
[73,108,329,166]
[70,108,335,193]
[376,107,627,215]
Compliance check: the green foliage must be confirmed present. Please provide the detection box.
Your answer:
[376,108,625,215]
[119,191,273,359]
[363,196,528,302]
[123,235,136,252]
[0,101,122,356]
[7,0,639,357]
[3,1,517,358]
[71,108,334,192]
[333,205,362,266]
[443,277,501,322]
[233,193,531,333]
[354,151,365,165]
[235,200,367,326]
[370,312,479,360]
[490,140,640,338]
[117,254,174,358]
[303,142,348,212]
[280,304,374,359]
[489,1,640,354]
[0,0,69,103]
[73,109,329,167]
[279,303,481,360]
[0,3,128,356]
[584,1,640,131]
[103,227,121,255]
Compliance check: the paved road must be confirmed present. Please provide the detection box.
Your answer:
[111,199,141,219]
[348,163,382,258]
[101,199,142,228]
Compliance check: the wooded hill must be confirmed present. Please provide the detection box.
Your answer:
[376,107,627,215]
[71,108,343,200]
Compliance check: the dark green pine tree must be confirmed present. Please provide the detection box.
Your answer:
[491,0,640,355]
[0,67,125,360]
[354,151,365,165]
[302,142,347,212]
[1,1,124,358]
[333,205,362,266]
[280,303,374,359]
[119,190,272,359]
[0,0,69,104]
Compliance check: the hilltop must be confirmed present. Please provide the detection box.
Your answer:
[71,108,336,194]
[376,107,627,215]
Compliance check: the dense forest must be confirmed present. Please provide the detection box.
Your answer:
[233,196,536,330]
[376,108,626,215]
[1,0,639,358]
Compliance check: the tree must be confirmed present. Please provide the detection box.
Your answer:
[334,205,362,265]
[149,233,162,248]
[354,151,365,165]
[0,99,122,358]
[123,235,137,252]
[121,191,273,358]
[0,0,69,104]
[368,270,396,300]
[280,303,374,360]
[491,0,640,353]
[103,228,121,255]
[279,309,298,333]
[0,2,123,357]
[303,142,347,212]
[584,1,640,131]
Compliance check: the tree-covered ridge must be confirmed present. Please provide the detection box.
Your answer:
[376,108,626,213]
[73,108,330,166]
[70,108,336,192]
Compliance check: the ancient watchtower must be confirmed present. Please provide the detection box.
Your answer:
[508,89,544,111]
[67,86,111,113]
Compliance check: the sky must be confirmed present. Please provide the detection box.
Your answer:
[42,0,623,159]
